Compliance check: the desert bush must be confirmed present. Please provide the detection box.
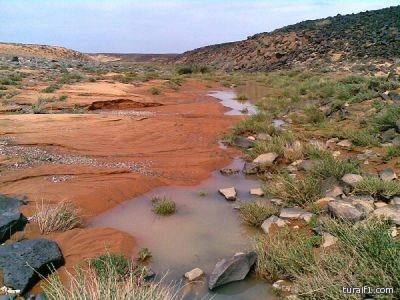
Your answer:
[370,105,400,131]
[42,83,62,93]
[385,145,400,160]
[176,65,209,75]
[345,128,379,147]
[149,87,162,95]
[151,196,176,216]
[238,202,280,227]
[303,144,331,160]
[35,201,82,234]
[353,176,400,199]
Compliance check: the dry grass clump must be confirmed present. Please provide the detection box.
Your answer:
[238,202,280,227]
[35,201,83,234]
[42,254,182,300]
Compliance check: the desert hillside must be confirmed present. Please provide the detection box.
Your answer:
[0,42,91,61]
[175,5,400,71]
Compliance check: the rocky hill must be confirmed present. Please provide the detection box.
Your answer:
[175,5,400,71]
[0,43,91,61]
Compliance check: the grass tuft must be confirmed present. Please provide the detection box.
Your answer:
[151,196,176,216]
[353,176,400,199]
[238,202,280,227]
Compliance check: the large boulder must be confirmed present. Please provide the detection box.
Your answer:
[0,239,64,293]
[0,195,28,243]
[328,200,363,222]
[208,251,257,290]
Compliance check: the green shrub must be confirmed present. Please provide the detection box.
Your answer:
[310,156,359,180]
[151,196,176,216]
[370,105,400,131]
[149,87,161,95]
[238,202,280,227]
[42,83,62,93]
[177,65,209,75]
[345,128,379,147]
[385,145,400,160]
[91,252,130,279]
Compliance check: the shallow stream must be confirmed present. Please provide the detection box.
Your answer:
[89,91,275,299]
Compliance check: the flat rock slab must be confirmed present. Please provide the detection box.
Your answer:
[261,216,287,234]
[0,239,64,293]
[250,188,264,196]
[328,200,363,222]
[208,251,257,290]
[253,152,278,165]
[218,187,237,201]
[341,174,363,187]
[279,207,313,222]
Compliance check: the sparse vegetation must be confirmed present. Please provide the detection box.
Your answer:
[151,196,176,216]
[238,202,280,227]
[137,248,152,262]
[42,83,62,93]
[149,87,162,95]
[34,201,83,234]
[177,64,209,75]
[91,252,130,279]
[354,176,400,199]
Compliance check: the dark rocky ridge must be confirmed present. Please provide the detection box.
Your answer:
[175,6,400,71]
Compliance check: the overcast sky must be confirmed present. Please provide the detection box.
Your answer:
[1,0,399,54]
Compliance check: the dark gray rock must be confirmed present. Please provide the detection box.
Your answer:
[0,211,28,243]
[243,162,259,175]
[0,195,28,243]
[379,168,397,181]
[0,239,64,293]
[381,128,397,143]
[208,251,257,290]
[233,137,252,149]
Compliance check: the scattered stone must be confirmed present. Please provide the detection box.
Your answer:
[328,200,363,222]
[337,139,352,148]
[390,226,398,237]
[326,137,339,146]
[270,198,283,205]
[350,197,375,215]
[332,151,341,158]
[242,162,259,175]
[373,205,400,225]
[0,239,64,293]
[341,174,363,187]
[321,177,343,198]
[298,160,316,171]
[220,168,240,176]
[253,152,278,165]
[321,233,338,248]
[218,187,237,201]
[392,136,400,146]
[381,128,397,143]
[256,133,271,141]
[379,168,397,181]
[184,268,204,281]
[250,188,264,196]
[316,197,336,211]
[356,149,379,161]
[279,207,313,222]
[208,251,257,290]
[272,279,291,292]
[247,136,256,141]
[261,216,287,234]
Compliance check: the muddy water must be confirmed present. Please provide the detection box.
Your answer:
[89,91,275,299]
[208,91,257,115]
[89,157,274,299]
[235,81,270,104]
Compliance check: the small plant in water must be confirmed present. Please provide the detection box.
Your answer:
[137,248,152,262]
[151,195,176,216]
[196,190,208,197]
[240,107,249,114]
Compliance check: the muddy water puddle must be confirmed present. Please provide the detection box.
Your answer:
[208,91,257,115]
[89,157,275,299]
